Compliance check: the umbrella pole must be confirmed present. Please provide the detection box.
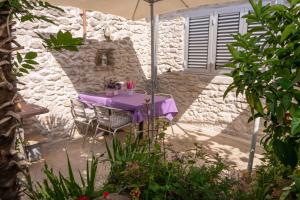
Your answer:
[150,1,156,139]
[247,117,260,174]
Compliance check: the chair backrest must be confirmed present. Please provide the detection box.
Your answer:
[94,105,119,125]
[70,98,87,119]
[93,105,131,130]
[155,93,173,98]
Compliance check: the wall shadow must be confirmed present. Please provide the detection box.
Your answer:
[51,37,148,94]
[21,33,257,167]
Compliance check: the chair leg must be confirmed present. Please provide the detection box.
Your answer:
[69,123,75,138]
[91,124,100,146]
[170,121,175,135]
[81,121,93,148]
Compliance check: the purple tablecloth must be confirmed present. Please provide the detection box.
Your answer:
[78,92,178,123]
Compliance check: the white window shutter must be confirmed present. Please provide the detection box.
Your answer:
[247,21,266,46]
[187,15,210,71]
[215,12,241,70]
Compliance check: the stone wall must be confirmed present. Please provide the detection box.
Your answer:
[15,5,253,138]
[156,16,252,135]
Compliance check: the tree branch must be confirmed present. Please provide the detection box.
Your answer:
[0,67,13,90]
[0,116,12,125]
[11,39,22,48]
[6,9,13,37]
[0,21,15,29]
[0,94,18,110]
[0,11,10,15]
[1,123,19,137]
[6,111,21,123]
[0,60,9,66]
[0,46,24,53]
[0,36,16,47]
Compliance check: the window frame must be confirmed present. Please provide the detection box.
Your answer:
[183,3,252,75]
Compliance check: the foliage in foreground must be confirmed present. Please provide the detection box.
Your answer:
[102,134,246,200]
[24,133,300,200]
[25,154,101,200]
[222,0,300,199]
[244,156,300,200]
[224,0,300,169]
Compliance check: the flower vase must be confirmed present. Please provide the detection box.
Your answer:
[113,90,118,96]
[128,89,134,96]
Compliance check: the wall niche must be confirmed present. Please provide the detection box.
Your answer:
[95,48,115,70]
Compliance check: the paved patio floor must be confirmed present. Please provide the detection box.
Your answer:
[25,122,263,198]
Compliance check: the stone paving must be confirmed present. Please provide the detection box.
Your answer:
[27,122,263,187]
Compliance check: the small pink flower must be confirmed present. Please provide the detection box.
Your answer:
[103,191,110,198]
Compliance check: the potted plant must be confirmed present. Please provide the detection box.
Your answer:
[104,79,117,96]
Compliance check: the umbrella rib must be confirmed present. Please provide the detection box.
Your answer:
[179,0,189,8]
[132,0,141,20]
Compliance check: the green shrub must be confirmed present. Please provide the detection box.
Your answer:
[102,134,246,200]
[224,0,300,169]
[281,173,300,200]
[247,154,292,200]
[25,154,101,200]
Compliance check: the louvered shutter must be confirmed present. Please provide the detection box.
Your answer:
[187,15,210,70]
[247,21,266,46]
[215,12,240,69]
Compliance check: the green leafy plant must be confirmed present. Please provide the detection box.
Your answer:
[36,31,84,51]
[224,0,300,168]
[280,173,300,200]
[245,153,293,200]
[25,154,101,200]
[13,51,38,76]
[103,134,245,200]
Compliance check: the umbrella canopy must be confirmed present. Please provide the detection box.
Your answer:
[47,0,242,20]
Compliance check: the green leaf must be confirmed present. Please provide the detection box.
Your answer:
[276,105,285,123]
[19,68,29,74]
[291,108,300,118]
[272,4,287,12]
[277,78,293,90]
[22,64,35,69]
[291,117,300,135]
[254,98,264,115]
[25,52,37,59]
[282,94,292,110]
[272,139,298,168]
[223,83,235,99]
[38,30,83,51]
[17,52,22,63]
[25,59,39,65]
[281,24,296,42]
[228,45,240,60]
[246,91,255,108]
